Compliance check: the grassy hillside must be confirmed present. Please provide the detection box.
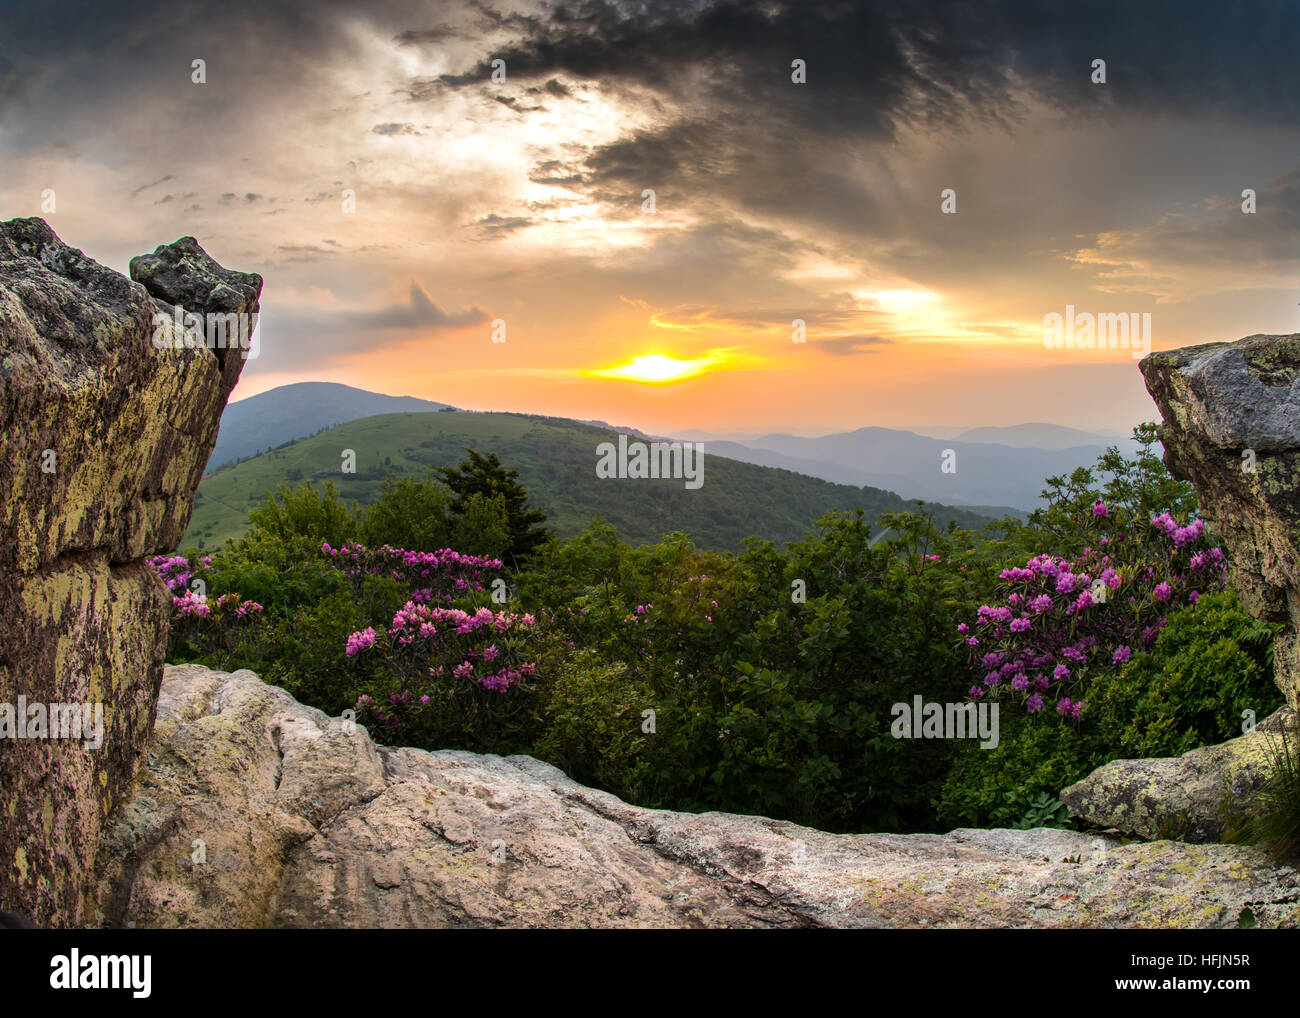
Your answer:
[184,411,1004,553]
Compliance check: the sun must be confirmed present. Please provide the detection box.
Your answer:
[586,353,717,384]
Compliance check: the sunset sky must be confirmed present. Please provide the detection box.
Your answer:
[1,0,1296,436]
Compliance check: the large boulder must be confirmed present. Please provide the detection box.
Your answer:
[0,219,260,926]
[96,664,1300,929]
[1141,334,1300,710]
[1061,707,1296,842]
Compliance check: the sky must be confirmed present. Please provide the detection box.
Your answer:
[1,0,1297,436]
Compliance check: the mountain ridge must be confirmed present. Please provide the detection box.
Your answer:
[186,410,1011,553]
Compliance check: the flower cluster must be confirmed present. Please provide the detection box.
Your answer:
[345,627,377,657]
[348,600,537,700]
[960,508,1228,720]
[321,540,501,601]
[148,555,261,629]
[170,589,263,620]
[148,554,213,595]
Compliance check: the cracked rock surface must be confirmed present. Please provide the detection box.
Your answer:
[96,665,1300,928]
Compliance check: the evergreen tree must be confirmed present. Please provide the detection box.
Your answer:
[435,450,549,563]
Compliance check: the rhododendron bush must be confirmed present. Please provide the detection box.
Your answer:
[960,507,1229,720]
[148,538,541,741]
[316,540,545,736]
[346,602,540,735]
[321,540,501,602]
[149,554,264,665]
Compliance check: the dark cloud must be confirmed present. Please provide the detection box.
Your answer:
[251,281,493,371]
[528,159,584,186]
[524,78,572,98]
[394,24,460,45]
[372,122,423,135]
[476,213,532,234]
[349,281,490,331]
[440,0,1300,129]
[424,0,1300,248]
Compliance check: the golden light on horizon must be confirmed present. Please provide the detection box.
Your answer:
[862,288,942,314]
[586,353,722,384]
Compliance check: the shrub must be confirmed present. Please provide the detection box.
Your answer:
[938,590,1283,827]
[959,510,1229,719]
[359,470,512,559]
[245,479,362,550]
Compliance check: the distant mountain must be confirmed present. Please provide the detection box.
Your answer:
[691,427,1109,512]
[184,411,1006,554]
[207,382,453,471]
[204,384,1121,518]
[953,423,1128,450]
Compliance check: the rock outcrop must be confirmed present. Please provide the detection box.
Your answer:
[1061,707,1296,842]
[1141,334,1300,711]
[1060,335,1300,842]
[0,219,260,926]
[95,664,1300,928]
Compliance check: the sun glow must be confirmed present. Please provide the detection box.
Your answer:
[862,288,942,313]
[587,353,721,384]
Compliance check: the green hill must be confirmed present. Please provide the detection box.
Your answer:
[183,410,1004,553]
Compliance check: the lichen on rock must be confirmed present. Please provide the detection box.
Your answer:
[0,218,260,927]
[1061,707,1297,842]
[1141,334,1300,711]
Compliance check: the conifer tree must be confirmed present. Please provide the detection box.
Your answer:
[435,449,549,563]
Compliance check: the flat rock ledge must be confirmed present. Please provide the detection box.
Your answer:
[95,665,1300,929]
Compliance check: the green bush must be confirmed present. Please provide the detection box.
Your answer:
[937,590,1283,828]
